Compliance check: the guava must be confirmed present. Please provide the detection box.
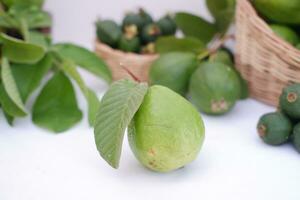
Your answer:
[209,49,249,100]
[149,52,198,95]
[253,0,300,24]
[279,84,300,119]
[141,23,161,44]
[118,35,141,53]
[128,85,205,172]
[257,112,292,145]
[138,8,153,28]
[270,24,300,45]
[292,123,300,153]
[122,9,152,32]
[188,61,241,115]
[209,49,233,66]
[157,15,177,36]
[96,19,122,48]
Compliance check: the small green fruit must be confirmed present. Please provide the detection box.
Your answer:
[292,123,300,153]
[253,0,300,24]
[128,85,205,172]
[118,35,141,53]
[209,49,233,66]
[138,8,153,28]
[257,112,292,145]
[96,20,122,48]
[189,62,241,115]
[209,49,249,100]
[280,84,300,119]
[122,9,152,32]
[149,52,198,95]
[270,24,300,45]
[141,24,161,44]
[141,43,156,54]
[157,15,177,36]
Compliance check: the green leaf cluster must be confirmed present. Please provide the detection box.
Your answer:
[0,1,112,132]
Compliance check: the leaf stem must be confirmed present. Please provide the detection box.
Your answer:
[20,19,30,42]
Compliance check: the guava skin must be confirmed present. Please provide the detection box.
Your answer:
[149,52,198,96]
[257,112,292,145]
[128,86,205,172]
[188,62,241,115]
[270,25,300,45]
[96,20,122,48]
[280,84,300,119]
[157,16,177,36]
[253,0,300,24]
[141,24,161,44]
[292,123,300,153]
[118,35,141,53]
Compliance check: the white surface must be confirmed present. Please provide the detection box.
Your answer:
[1,1,300,200]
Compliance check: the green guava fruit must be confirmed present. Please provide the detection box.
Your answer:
[138,8,153,28]
[149,52,198,95]
[209,49,249,100]
[122,9,152,32]
[96,19,122,48]
[257,112,292,145]
[118,35,141,53]
[253,0,300,24]
[188,61,241,115]
[141,42,155,54]
[141,23,161,43]
[157,15,177,36]
[279,83,300,119]
[128,85,205,172]
[209,49,233,66]
[270,24,300,45]
[292,123,300,153]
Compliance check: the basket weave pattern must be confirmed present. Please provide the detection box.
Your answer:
[235,0,300,106]
[95,41,158,82]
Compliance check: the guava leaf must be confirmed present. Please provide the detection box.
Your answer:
[32,72,82,133]
[175,12,217,44]
[11,53,53,102]
[28,31,49,49]
[87,89,100,126]
[0,13,19,28]
[1,33,45,64]
[0,83,26,117]
[1,57,27,116]
[4,111,14,126]
[53,43,112,83]
[60,59,100,126]
[155,36,205,54]
[94,79,148,169]
[206,0,236,33]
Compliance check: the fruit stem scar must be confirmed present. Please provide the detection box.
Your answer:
[258,124,266,137]
[287,92,298,103]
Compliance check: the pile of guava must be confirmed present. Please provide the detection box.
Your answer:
[95,9,177,54]
[257,84,300,153]
[253,0,300,49]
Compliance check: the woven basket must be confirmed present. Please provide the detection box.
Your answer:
[95,40,159,82]
[235,0,300,106]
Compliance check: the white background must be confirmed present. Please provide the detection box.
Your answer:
[1,0,300,200]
